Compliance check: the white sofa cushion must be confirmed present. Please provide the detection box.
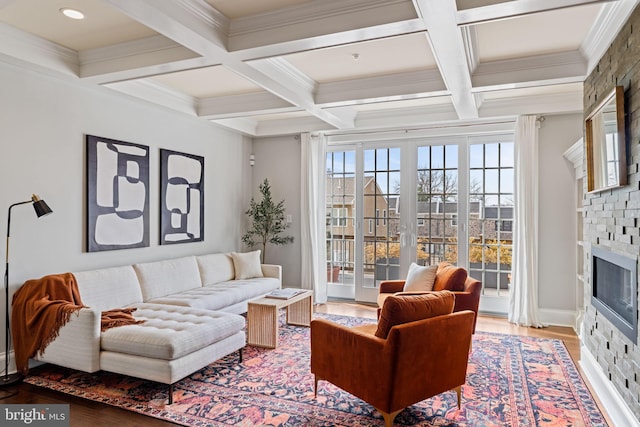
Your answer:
[148,277,280,311]
[196,253,235,285]
[230,250,263,279]
[100,303,245,360]
[134,256,201,301]
[73,266,143,311]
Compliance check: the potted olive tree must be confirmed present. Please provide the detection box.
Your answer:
[242,178,293,263]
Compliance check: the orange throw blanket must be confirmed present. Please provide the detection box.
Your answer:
[11,273,85,375]
[11,273,145,375]
[101,307,144,332]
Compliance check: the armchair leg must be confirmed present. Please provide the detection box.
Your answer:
[379,409,402,427]
[455,386,462,409]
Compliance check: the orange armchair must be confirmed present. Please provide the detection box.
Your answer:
[377,263,481,332]
[311,292,475,427]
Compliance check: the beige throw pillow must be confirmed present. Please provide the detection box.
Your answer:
[403,263,437,292]
[231,250,264,280]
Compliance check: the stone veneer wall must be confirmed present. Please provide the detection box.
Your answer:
[583,4,640,419]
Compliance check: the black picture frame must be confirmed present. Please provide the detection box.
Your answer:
[86,135,150,252]
[160,149,204,245]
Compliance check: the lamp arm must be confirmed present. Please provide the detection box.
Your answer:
[6,200,32,268]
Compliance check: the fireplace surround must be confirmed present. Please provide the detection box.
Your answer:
[591,246,638,344]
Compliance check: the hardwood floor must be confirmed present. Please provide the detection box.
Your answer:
[0,301,610,426]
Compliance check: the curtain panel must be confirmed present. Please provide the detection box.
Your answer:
[300,132,328,303]
[508,115,545,327]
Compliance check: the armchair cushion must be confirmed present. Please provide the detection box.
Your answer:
[374,291,455,339]
[403,263,437,292]
[433,262,467,292]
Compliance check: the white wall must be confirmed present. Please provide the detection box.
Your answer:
[250,135,302,287]
[0,59,251,335]
[537,114,583,319]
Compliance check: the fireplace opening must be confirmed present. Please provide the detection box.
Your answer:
[591,246,638,343]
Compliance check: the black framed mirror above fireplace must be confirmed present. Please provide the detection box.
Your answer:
[591,246,638,344]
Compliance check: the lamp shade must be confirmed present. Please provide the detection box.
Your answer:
[31,194,52,217]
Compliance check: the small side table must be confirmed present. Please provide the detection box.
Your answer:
[247,289,313,348]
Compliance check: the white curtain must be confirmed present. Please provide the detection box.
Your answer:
[300,132,328,304]
[508,115,545,328]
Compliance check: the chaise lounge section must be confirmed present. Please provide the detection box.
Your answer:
[26,251,281,403]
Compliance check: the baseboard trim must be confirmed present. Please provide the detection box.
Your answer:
[538,308,575,327]
[579,344,640,427]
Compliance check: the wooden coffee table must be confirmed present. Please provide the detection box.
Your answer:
[247,289,313,348]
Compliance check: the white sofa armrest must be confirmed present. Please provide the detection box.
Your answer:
[261,264,282,283]
[35,307,101,373]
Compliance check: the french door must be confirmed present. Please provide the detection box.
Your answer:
[325,135,514,312]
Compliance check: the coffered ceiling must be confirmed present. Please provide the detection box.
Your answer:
[0,0,637,137]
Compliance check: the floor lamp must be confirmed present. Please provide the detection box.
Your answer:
[2,194,52,386]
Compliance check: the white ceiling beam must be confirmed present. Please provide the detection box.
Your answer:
[354,103,460,131]
[413,0,478,119]
[198,92,299,119]
[231,19,425,61]
[241,57,355,129]
[100,0,354,130]
[472,51,587,91]
[79,35,211,84]
[479,91,583,117]
[457,0,615,26]
[315,69,447,106]
[98,0,229,60]
[228,0,418,52]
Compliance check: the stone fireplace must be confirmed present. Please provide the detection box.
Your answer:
[582,4,640,422]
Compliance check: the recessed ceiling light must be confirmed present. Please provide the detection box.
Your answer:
[60,8,85,20]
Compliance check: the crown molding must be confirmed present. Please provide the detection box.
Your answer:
[210,117,259,136]
[255,115,332,137]
[326,116,516,144]
[104,79,197,116]
[0,22,79,77]
[457,0,612,26]
[581,0,640,74]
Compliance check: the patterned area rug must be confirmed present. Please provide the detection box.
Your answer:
[25,314,607,426]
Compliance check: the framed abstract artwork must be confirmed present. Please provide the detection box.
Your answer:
[86,135,150,252]
[160,149,204,245]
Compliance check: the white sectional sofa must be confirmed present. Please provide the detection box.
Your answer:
[33,251,281,403]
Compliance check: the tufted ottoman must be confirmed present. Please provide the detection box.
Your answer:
[99,303,246,403]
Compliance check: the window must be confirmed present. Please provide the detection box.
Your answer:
[332,208,348,226]
[416,144,458,265]
[468,141,514,296]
